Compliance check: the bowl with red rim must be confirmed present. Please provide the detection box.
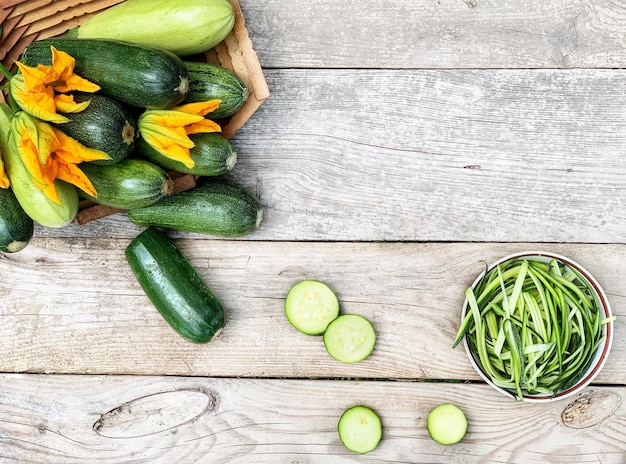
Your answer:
[458,251,614,402]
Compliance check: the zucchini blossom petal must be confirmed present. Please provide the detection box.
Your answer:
[11,112,109,204]
[10,46,100,123]
[138,99,222,169]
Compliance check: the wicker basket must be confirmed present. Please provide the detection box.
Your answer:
[0,0,269,224]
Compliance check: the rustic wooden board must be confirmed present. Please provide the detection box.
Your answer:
[242,0,626,69]
[0,374,624,463]
[0,239,623,382]
[33,68,626,244]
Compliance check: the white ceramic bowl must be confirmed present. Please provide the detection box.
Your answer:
[461,251,614,402]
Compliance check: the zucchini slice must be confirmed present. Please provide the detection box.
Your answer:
[284,280,339,335]
[323,314,376,363]
[338,405,382,454]
[427,403,468,445]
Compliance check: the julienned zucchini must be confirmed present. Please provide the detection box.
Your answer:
[136,132,237,176]
[21,38,189,109]
[183,61,248,119]
[125,226,225,343]
[0,107,78,228]
[0,187,34,253]
[127,181,263,237]
[52,93,136,165]
[79,159,174,209]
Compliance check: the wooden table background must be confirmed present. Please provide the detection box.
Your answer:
[2,0,626,462]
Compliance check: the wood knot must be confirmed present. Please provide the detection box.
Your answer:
[561,390,620,429]
[93,387,219,438]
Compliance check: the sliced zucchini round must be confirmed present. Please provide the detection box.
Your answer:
[323,314,376,363]
[427,403,468,445]
[338,405,382,454]
[284,280,339,335]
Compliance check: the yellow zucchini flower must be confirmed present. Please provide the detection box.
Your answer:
[10,46,100,123]
[138,100,222,169]
[11,112,109,204]
[0,151,9,189]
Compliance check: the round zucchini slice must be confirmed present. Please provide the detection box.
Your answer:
[285,280,339,335]
[338,405,382,454]
[323,314,376,363]
[427,403,468,445]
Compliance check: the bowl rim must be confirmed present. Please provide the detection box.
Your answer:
[461,250,614,402]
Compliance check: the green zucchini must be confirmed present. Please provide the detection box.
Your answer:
[0,107,78,228]
[136,132,237,176]
[75,0,235,56]
[52,93,136,165]
[0,187,34,253]
[125,226,225,343]
[183,61,248,119]
[79,158,173,209]
[21,38,189,109]
[127,181,263,237]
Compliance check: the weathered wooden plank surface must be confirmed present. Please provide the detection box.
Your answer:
[241,0,626,69]
[1,374,624,464]
[37,68,626,243]
[1,239,623,382]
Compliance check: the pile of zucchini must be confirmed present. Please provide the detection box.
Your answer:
[0,0,264,343]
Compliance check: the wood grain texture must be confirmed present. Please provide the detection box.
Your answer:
[240,0,626,69]
[0,374,624,463]
[0,239,623,383]
[33,68,626,243]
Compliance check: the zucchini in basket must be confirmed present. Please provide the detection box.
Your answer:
[73,0,235,56]
[136,132,237,176]
[127,181,263,237]
[52,93,136,165]
[79,159,173,210]
[125,226,226,343]
[183,61,248,120]
[21,38,189,109]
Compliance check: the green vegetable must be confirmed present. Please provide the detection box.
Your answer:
[74,0,235,56]
[21,38,189,109]
[323,314,376,364]
[0,186,34,253]
[79,159,173,209]
[52,93,136,165]
[427,403,467,445]
[127,181,263,237]
[453,256,612,400]
[136,132,237,176]
[183,61,248,119]
[338,405,382,454]
[0,106,78,228]
[285,280,339,335]
[125,226,226,343]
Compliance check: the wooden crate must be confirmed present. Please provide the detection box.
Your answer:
[0,0,270,224]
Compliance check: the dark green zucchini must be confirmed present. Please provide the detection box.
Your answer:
[127,181,262,237]
[79,158,173,209]
[125,226,225,343]
[183,61,248,119]
[136,132,237,176]
[0,187,34,253]
[21,38,189,109]
[53,93,136,165]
